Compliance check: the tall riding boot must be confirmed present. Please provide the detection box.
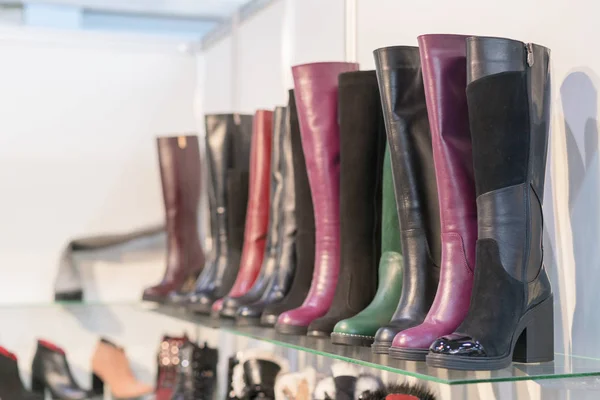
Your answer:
[371,47,441,354]
[306,70,385,337]
[237,103,298,323]
[389,35,478,361]
[188,114,253,313]
[261,90,313,327]
[276,61,359,335]
[142,135,205,303]
[218,110,273,317]
[331,144,403,346]
[428,37,553,370]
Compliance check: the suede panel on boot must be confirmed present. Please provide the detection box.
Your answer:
[261,91,314,326]
[307,70,385,336]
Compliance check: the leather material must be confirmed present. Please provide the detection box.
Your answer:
[241,360,281,400]
[0,348,42,400]
[237,105,298,319]
[142,136,204,302]
[276,62,359,330]
[307,70,385,336]
[261,90,314,325]
[155,335,188,400]
[372,47,441,349]
[188,114,253,312]
[391,35,477,352]
[332,144,403,342]
[219,110,273,317]
[427,37,553,365]
[31,341,93,399]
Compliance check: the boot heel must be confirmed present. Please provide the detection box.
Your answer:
[31,375,45,394]
[513,296,554,363]
[92,373,104,395]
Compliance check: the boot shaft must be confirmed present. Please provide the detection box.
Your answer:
[381,144,401,254]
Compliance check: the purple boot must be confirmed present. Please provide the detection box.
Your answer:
[388,34,477,361]
[275,62,359,335]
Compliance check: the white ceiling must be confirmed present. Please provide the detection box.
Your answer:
[0,0,251,20]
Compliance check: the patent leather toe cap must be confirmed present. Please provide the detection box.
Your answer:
[429,334,487,357]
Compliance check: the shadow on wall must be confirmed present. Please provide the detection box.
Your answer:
[560,70,600,358]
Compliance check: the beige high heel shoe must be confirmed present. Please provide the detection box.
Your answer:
[91,338,153,399]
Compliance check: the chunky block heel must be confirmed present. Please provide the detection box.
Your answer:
[31,376,45,394]
[513,295,554,363]
[92,373,104,395]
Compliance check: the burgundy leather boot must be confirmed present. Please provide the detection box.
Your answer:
[388,35,477,361]
[218,110,273,317]
[142,136,205,303]
[275,61,359,335]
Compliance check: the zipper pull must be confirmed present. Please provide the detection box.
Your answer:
[526,43,534,67]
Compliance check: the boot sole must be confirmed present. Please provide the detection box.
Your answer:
[307,330,331,338]
[330,332,374,347]
[187,302,212,314]
[388,347,428,361]
[142,293,167,304]
[236,316,261,326]
[275,323,308,335]
[371,341,392,354]
[426,296,554,370]
[260,314,278,327]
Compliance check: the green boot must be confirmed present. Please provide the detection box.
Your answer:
[331,144,403,346]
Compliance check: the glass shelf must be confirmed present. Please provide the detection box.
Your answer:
[149,303,600,385]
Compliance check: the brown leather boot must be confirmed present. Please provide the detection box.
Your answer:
[91,339,153,399]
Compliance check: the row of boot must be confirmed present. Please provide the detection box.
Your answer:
[0,338,152,400]
[143,34,553,372]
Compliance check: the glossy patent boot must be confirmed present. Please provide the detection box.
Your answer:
[276,62,359,335]
[331,144,403,346]
[389,34,477,361]
[0,347,43,400]
[307,70,385,337]
[427,37,553,370]
[142,135,205,303]
[155,335,189,400]
[188,114,253,313]
[218,110,273,318]
[31,340,94,400]
[371,47,441,354]
[91,338,153,399]
[237,104,298,324]
[261,90,314,327]
[171,342,218,400]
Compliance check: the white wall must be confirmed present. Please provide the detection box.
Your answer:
[0,26,198,303]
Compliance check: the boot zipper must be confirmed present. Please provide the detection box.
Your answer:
[526,43,534,67]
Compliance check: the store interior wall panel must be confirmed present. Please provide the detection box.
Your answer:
[203,35,235,113]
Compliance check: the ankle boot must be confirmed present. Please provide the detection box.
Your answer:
[306,70,385,337]
[0,347,42,400]
[188,114,253,313]
[371,47,441,354]
[142,135,205,303]
[331,144,403,346]
[219,110,274,318]
[155,335,189,400]
[388,34,478,361]
[171,342,218,400]
[427,37,553,370]
[31,340,93,399]
[275,62,359,335]
[91,338,153,398]
[261,90,314,327]
[236,103,298,323]
[241,359,281,400]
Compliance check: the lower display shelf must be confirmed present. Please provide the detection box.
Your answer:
[147,303,600,385]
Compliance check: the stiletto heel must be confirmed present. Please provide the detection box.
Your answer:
[92,373,104,395]
[513,295,554,363]
[31,375,45,394]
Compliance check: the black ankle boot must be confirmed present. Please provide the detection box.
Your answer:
[188,114,253,313]
[241,359,281,400]
[0,347,43,400]
[306,70,386,337]
[171,342,219,400]
[260,90,315,326]
[427,37,553,370]
[31,340,93,399]
[371,46,441,354]
[236,101,299,324]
